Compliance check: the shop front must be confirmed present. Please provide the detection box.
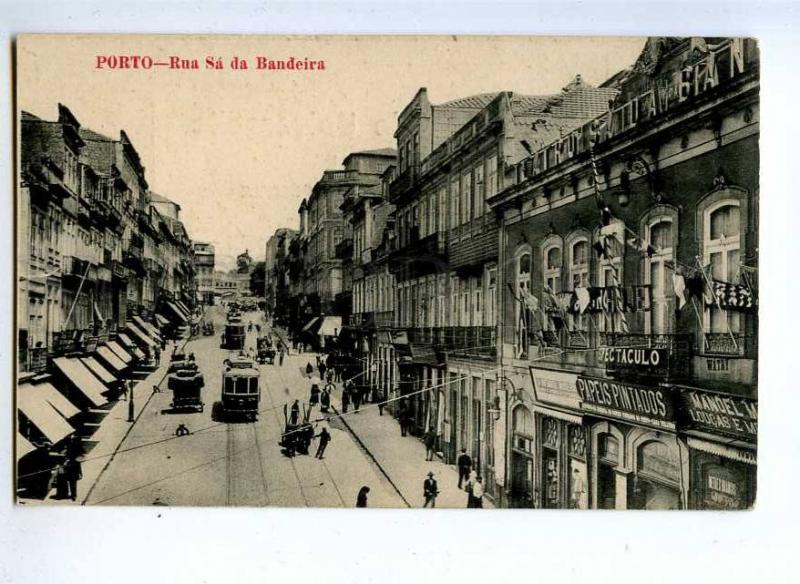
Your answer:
[578,375,688,509]
[676,385,757,509]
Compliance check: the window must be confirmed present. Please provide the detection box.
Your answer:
[646,219,674,334]
[486,154,498,199]
[460,279,470,325]
[486,267,497,326]
[437,187,447,233]
[596,222,625,332]
[461,170,473,224]
[704,202,742,335]
[450,176,461,230]
[474,163,485,217]
[473,275,483,326]
[516,249,532,357]
[569,238,590,331]
[544,245,562,294]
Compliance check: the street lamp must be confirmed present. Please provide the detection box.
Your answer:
[127,380,135,422]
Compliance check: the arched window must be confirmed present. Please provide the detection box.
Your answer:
[646,219,675,334]
[544,246,562,293]
[595,220,625,333]
[568,236,590,332]
[704,202,742,335]
[515,248,533,357]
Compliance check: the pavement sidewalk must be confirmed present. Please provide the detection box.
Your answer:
[322,370,493,510]
[18,337,192,506]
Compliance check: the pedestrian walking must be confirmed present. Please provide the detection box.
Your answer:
[54,463,69,499]
[341,384,350,413]
[290,399,300,425]
[424,430,437,461]
[356,486,370,508]
[64,456,82,502]
[457,449,473,490]
[306,362,314,376]
[318,361,327,380]
[279,348,285,366]
[154,345,161,365]
[315,427,332,459]
[316,355,321,369]
[351,382,362,413]
[120,378,130,401]
[310,383,320,407]
[423,471,439,508]
[470,476,485,509]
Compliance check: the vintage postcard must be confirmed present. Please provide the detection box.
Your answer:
[14,35,758,509]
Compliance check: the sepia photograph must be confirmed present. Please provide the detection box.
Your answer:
[14,34,759,510]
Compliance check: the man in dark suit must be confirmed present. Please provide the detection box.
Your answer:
[423,472,439,508]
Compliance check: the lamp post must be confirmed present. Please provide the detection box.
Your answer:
[495,374,517,507]
[127,380,135,422]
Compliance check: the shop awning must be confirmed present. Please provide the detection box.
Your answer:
[17,433,36,459]
[302,317,320,332]
[52,357,108,407]
[126,322,157,348]
[317,316,342,337]
[107,341,133,363]
[155,314,170,327]
[133,316,162,341]
[176,300,192,316]
[685,432,757,465]
[81,356,118,385]
[96,345,128,371]
[17,383,76,445]
[116,333,137,350]
[165,302,188,323]
[37,381,81,420]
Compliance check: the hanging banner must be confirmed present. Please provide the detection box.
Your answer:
[709,280,757,311]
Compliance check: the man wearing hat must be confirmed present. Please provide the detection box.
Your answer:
[423,471,439,508]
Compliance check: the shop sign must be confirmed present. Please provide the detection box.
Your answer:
[530,368,581,410]
[598,346,669,374]
[525,38,751,180]
[702,464,747,510]
[576,376,675,426]
[678,388,757,441]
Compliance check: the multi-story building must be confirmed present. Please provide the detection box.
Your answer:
[150,193,196,311]
[213,269,239,300]
[264,228,296,320]
[488,37,758,509]
[193,242,216,305]
[18,104,197,375]
[289,149,396,337]
[386,81,617,503]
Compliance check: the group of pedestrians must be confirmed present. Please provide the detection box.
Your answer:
[457,449,484,508]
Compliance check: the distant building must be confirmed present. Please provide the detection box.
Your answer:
[264,228,297,319]
[193,242,216,305]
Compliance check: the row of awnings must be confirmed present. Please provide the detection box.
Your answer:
[18,313,172,461]
[302,316,343,337]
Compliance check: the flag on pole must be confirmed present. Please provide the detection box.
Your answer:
[672,274,687,309]
[575,287,591,314]
[627,236,656,258]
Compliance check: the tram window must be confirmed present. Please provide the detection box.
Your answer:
[249,378,258,394]
[236,378,249,394]
[225,378,234,393]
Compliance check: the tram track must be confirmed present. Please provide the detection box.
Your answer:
[251,421,271,506]
[225,422,234,505]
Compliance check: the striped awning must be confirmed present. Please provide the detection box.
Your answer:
[126,321,157,348]
[165,302,188,324]
[155,314,170,327]
[107,341,133,363]
[685,432,757,465]
[17,383,76,444]
[133,316,162,342]
[52,357,108,408]
[17,433,37,459]
[81,356,118,385]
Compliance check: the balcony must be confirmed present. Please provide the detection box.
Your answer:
[388,231,447,277]
[388,166,418,203]
[449,214,500,272]
[406,326,497,360]
[335,238,353,260]
[62,255,92,280]
[26,347,48,374]
[320,169,360,184]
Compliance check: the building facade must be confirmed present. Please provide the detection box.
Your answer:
[385,82,617,502]
[193,242,216,305]
[488,37,758,509]
[18,104,195,374]
[264,228,296,319]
